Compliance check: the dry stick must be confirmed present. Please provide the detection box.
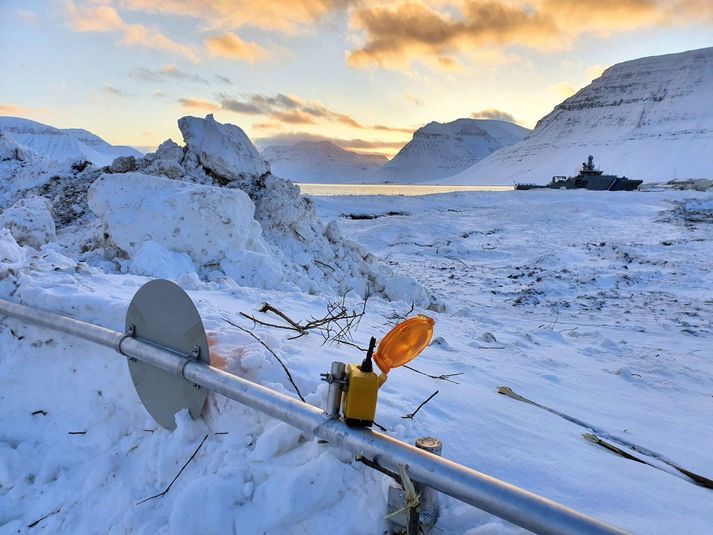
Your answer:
[27,509,61,529]
[403,364,463,384]
[314,259,335,271]
[223,317,306,402]
[136,434,208,505]
[259,303,307,335]
[239,312,303,335]
[402,390,439,419]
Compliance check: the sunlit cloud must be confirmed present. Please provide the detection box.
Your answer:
[585,64,608,81]
[404,91,424,106]
[550,82,578,99]
[471,108,517,123]
[347,0,713,71]
[118,0,352,34]
[215,75,233,85]
[63,1,198,62]
[253,131,406,157]
[0,104,32,116]
[131,65,208,84]
[205,32,268,62]
[178,97,220,111]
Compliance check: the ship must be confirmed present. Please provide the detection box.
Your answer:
[515,156,643,191]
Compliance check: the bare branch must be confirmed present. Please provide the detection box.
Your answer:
[136,434,208,505]
[401,390,439,419]
[403,365,463,384]
[223,317,306,402]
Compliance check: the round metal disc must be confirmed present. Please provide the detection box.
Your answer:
[125,279,209,430]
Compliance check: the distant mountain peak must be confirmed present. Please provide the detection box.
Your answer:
[369,117,529,183]
[449,46,713,185]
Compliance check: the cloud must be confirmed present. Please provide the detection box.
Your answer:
[63,1,197,62]
[215,75,233,84]
[0,104,32,115]
[179,97,220,111]
[253,131,406,152]
[219,97,263,114]
[205,32,268,62]
[404,91,423,106]
[119,0,352,35]
[104,83,126,96]
[347,0,713,71]
[471,108,516,123]
[271,110,317,124]
[551,82,578,99]
[585,64,608,81]
[131,65,208,84]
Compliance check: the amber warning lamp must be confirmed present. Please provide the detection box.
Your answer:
[321,315,435,427]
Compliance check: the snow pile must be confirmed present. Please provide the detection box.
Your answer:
[88,173,285,287]
[670,197,713,223]
[95,114,436,306]
[0,196,56,249]
[178,114,270,182]
[449,47,713,184]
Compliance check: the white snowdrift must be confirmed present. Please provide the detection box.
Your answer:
[0,196,56,249]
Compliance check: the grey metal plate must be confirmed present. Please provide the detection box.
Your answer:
[126,279,209,430]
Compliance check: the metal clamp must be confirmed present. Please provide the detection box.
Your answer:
[116,324,136,359]
[180,345,201,384]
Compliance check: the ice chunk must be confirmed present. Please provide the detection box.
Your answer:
[178,114,269,181]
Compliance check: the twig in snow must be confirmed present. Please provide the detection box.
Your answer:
[403,365,463,384]
[67,431,86,435]
[32,410,47,416]
[259,303,308,336]
[314,259,335,271]
[386,302,415,325]
[27,509,61,529]
[223,317,306,402]
[401,390,439,419]
[136,434,208,505]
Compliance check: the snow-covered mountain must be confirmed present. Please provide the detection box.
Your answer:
[0,117,142,167]
[447,47,713,185]
[261,140,387,183]
[368,118,529,183]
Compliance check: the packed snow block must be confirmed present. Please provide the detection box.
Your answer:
[0,228,25,266]
[88,172,283,284]
[0,196,56,249]
[178,114,269,181]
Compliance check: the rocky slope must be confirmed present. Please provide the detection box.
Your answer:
[449,47,713,185]
[369,118,529,183]
[261,141,387,183]
[0,116,141,167]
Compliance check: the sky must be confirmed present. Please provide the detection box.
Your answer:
[1,0,712,157]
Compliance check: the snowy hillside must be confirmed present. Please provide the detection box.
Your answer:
[448,47,713,185]
[261,140,387,183]
[0,117,141,167]
[369,119,529,183]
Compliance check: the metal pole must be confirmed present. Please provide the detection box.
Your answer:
[0,298,629,535]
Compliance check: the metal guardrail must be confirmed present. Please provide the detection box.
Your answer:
[0,297,629,535]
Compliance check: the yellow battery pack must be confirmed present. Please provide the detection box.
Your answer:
[342,364,386,426]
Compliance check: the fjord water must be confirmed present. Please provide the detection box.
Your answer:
[297,183,512,196]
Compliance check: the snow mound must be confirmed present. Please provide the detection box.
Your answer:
[178,114,270,182]
[95,115,437,306]
[88,173,290,288]
[0,196,56,249]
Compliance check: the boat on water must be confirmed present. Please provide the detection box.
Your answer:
[516,156,643,191]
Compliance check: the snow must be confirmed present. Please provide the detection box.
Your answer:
[178,114,270,181]
[370,119,529,183]
[448,47,713,185]
[0,196,56,249]
[2,185,713,534]
[0,116,141,167]
[261,140,387,183]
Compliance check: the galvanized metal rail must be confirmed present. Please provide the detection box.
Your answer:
[0,298,629,535]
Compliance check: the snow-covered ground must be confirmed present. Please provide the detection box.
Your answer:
[2,187,713,534]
